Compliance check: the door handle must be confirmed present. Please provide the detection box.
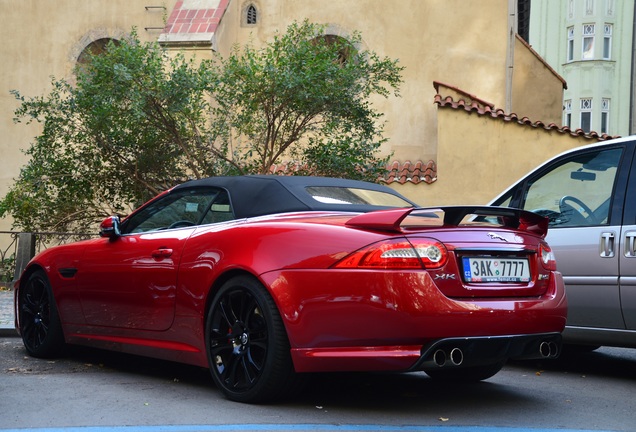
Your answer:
[151,248,174,259]
[600,232,615,258]
[625,232,636,257]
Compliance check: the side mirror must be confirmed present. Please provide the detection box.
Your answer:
[99,215,122,239]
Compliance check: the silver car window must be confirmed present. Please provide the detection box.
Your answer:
[522,148,622,227]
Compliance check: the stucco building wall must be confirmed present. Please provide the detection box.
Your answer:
[213,0,581,207]
[511,35,566,125]
[0,0,178,231]
[215,0,518,165]
[429,100,599,206]
[529,0,635,136]
[0,0,607,235]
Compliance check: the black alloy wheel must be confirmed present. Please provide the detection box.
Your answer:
[19,270,65,358]
[205,275,299,403]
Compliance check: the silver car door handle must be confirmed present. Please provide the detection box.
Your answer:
[625,232,636,257]
[600,232,615,258]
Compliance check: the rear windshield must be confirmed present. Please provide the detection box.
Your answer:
[305,186,412,207]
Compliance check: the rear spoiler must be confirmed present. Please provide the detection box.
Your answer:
[345,206,549,238]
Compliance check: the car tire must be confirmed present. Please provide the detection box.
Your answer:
[205,275,301,403]
[424,360,506,382]
[18,270,66,358]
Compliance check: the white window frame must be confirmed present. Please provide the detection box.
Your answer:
[601,98,610,134]
[603,24,612,60]
[582,24,595,60]
[564,100,572,128]
[580,98,593,132]
[567,27,575,62]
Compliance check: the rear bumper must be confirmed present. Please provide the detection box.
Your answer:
[291,332,562,373]
[263,268,566,373]
[414,332,562,371]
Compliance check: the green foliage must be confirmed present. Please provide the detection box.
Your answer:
[210,20,403,175]
[1,254,15,286]
[1,22,403,233]
[3,30,231,232]
[297,134,391,182]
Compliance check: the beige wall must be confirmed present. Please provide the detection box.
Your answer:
[0,0,177,231]
[426,104,595,207]
[215,0,576,206]
[216,0,517,164]
[0,0,587,236]
[511,36,564,124]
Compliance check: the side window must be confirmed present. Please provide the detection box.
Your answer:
[521,148,622,227]
[200,190,234,224]
[123,188,232,234]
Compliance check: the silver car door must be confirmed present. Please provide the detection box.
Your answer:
[521,147,626,329]
[546,226,622,328]
[620,153,636,330]
[620,223,636,329]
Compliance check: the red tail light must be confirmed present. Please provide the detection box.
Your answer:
[334,238,448,270]
[540,243,557,271]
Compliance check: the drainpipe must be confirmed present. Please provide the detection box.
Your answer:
[506,0,517,114]
[630,2,636,135]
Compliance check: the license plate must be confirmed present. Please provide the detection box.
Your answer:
[462,257,530,283]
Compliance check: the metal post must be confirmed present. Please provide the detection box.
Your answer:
[13,233,36,282]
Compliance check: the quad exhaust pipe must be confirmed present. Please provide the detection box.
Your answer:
[427,338,560,369]
[433,347,464,367]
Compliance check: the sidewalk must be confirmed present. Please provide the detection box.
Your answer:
[0,288,17,337]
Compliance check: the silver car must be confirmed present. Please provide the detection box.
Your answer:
[491,136,636,350]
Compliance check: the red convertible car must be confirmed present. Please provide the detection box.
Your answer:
[15,175,567,403]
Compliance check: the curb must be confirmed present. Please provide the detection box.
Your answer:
[0,327,18,337]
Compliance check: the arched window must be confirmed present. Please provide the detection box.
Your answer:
[76,38,120,76]
[77,38,120,66]
[312,35,353,65]
[243,3,258,26]
[247,5,257,24]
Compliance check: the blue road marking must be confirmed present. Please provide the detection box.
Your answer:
[0,425,616,432]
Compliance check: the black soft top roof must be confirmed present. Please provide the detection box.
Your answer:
[172,175,416,218]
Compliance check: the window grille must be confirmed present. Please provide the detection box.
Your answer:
[580,98,592,132]
[246,4,257,25]
[564,100,572,128]
[601,98,610,134]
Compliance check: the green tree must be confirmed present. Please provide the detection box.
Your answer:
[3,31,229,233]
[1,22,403,233]
[211,20,403,179]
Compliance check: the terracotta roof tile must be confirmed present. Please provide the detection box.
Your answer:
[158,0,229,46]
[268,162,308,175]
[433,82,496,110]
[380,160,437,185]
[266,160,437,186]
[433,93,617,141]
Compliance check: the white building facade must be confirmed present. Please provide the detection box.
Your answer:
[530,0,635,136]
